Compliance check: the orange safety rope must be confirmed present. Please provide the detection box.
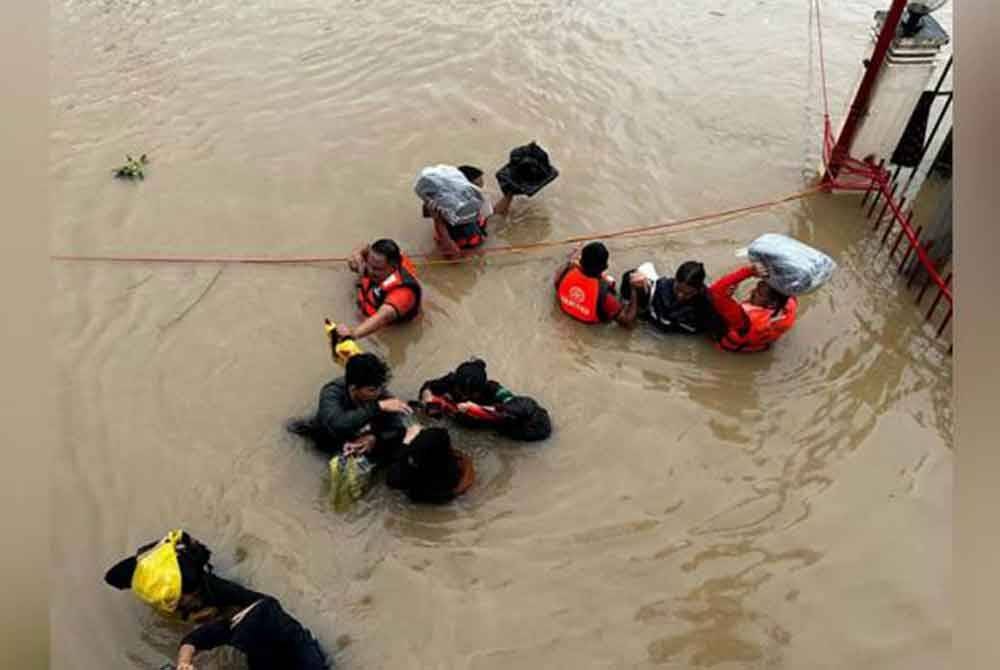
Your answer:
[50,187,821,268]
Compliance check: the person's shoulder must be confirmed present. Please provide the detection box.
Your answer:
[321,377,348,394]
[485,380,504,396]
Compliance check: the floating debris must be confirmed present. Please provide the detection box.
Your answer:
[113,154,148,180]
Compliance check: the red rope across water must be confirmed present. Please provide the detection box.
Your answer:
[50,0,953,318]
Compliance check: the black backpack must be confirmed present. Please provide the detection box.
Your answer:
[498,396,552,442]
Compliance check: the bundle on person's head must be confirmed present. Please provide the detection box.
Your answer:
[747,234,836,296]
[414,165,485,227]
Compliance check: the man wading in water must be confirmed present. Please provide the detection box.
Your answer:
[340,238,422,341]
[287,352,412,465]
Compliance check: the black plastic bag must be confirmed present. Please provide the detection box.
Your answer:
[496,142,559,196]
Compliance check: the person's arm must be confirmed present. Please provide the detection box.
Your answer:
[176,643,198,670]
[708,266,756,332]
[347,245,369,274]
[419,373,456,400]
[317,382,379,439]
[455,401,504,422]
[433,218,463,257]
[492,193,514,217]
[615,293,640,327]
[770,296,798,332]
[349,303,399,340]
[362,409,407,463]
[616,273,649,328]
[177,618,232,668]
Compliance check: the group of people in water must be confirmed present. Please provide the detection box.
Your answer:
[104,150,803,669]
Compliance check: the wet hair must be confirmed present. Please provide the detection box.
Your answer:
[675,261,706,288]
[386,427,461,503]
[760,282,790,313]
[457,165,484,183]
[345,353,391,390]
[580,242,610,277]
[370,239,402,267]
[454,359,488,395]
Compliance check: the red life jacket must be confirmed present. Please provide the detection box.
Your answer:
[356,256,422,321]
[423,393,503,424]
[717,298,798,352]
[445,215,488,249]
[556,265,613,324]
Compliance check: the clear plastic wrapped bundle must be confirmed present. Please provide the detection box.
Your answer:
[748,233,836,296]
[413,165,485,227]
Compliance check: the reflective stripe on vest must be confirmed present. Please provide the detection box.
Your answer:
[356,258,421,320]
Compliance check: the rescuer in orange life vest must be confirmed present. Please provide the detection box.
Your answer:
[339,238,422,341]
[553,241,640,326]
[423,165,524,257]
[707,262,798,352]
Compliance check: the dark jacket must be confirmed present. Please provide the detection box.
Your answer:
[181,597,329,670]
[623,272,723,336]
[310,378,405,465]
[419,371,551,441]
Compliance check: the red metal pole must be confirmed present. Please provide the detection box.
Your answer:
[825,0,909,181]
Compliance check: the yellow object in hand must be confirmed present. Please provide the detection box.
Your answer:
[325,318,362,364]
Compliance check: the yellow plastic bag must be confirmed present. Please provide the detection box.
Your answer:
[329,454,373,511]
[131,529,183,614]
[324,319,363,365]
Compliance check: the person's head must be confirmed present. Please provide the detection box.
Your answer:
[388,427,459,497]
[673,261,707,302]
[454,359,488,400]
[103,531,212,612]
[345,353,391,402]
[749,280,790,312]
[367,239,402,283]
[579,242,610,278]
[457,165,485,188]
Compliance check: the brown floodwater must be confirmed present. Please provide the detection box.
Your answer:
[50,1,952,668]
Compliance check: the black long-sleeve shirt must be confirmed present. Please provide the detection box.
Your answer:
[312,377,405,464]
[622,272,723,336]
[182,597,329,670]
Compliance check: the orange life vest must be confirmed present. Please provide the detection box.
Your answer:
[453,451,476,496]
[445,215,488,249]
[356,256,421,321]
[717,298,798,352]
[556,265,613,324]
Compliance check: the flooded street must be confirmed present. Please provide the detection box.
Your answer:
[50,1,951,668]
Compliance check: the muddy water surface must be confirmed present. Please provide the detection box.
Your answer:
[50,1,951,668]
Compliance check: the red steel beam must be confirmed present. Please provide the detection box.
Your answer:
[825,0,909,181]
